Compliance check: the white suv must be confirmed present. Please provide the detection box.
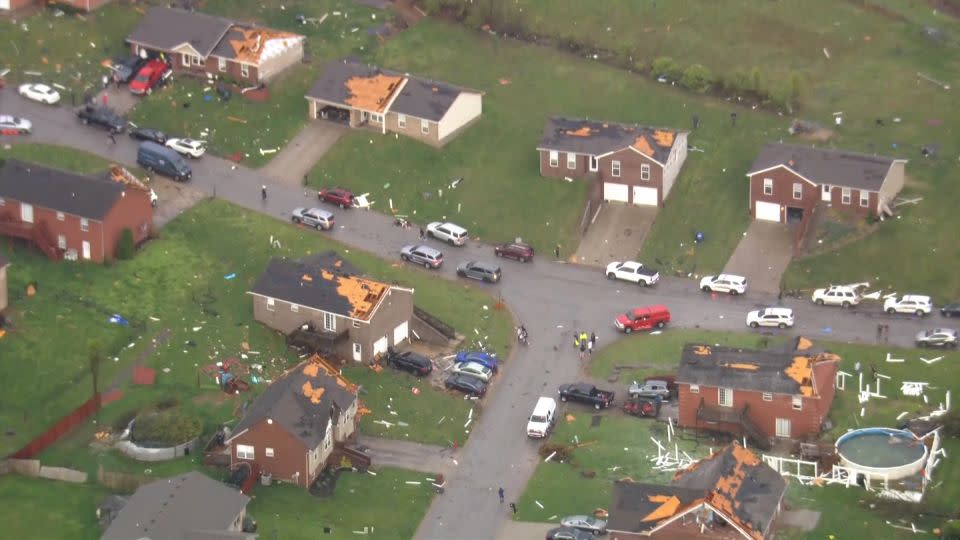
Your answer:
[884,295,932,316]
[812,285,862,308]
[426,222,468,246]
[746,307,794,329]
[526,397,556,438]
[700,274,747,295]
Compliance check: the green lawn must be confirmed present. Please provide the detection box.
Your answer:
[0,143,117,174]
[1,475,105,540]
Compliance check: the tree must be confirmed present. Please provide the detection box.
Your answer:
[89,343,104,422]
[650,57,682,81]
[116,228,135,260]
[681,64,713,92]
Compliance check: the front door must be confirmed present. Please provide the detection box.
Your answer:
[589,156,599,172]
[821,184,831,202]
[775,418,791,438]
[20,203,34,224]
[81,241,91,260]
[352,342,362,362]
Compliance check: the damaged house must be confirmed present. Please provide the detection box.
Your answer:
[127,6,304,84]
[305,59,483,147]
[607,443,787,540]
[537,117,689,207]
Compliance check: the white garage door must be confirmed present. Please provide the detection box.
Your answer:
[603,182,629,203]
[632,186,658,206]
[393,321,409,345]
[373,336,389,357]
[0,0,10,10]
[755,201,781,222]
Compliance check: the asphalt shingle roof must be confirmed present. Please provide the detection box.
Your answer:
[390,76,461,122]
[127,7,233,57]
[607,482,704,534]
[748,143,901,191]
[0,159,122,220]
[538,117,684,163]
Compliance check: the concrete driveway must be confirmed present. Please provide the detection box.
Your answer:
[260,120,347,186]
[150,178,208,227]
[723,221,795,294]
[574,203,658,267]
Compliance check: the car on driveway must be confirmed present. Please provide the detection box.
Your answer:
[76,105,126,134]
[884,295,932,316]
[615,304,671,334]
[493,241,534,262]
[445,373,487,397]
[400,244,443,269]
[18,83,61,104]
[699,274,747,295]
[0,115,31,135]
[454,351,498,372]
[915,328,958,348]
[386,349,433,376]
[317,187,355,208]
[560,515,607,536]
[746,307,794,329]
[547,526,594,540]
[606,260,659,286]
[129,127,168,144]
[129,59,172,95]
[456,261,501,283]
[166,138,206,158]
[111,56,147,84]
[451,361,494,382]
[811,284,863,307]
[627,379,671,400]
[426,221,468,246]
[291,207,334,230]
[942,303,960,318]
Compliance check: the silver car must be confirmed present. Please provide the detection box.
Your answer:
[560,515,607,535]
[291,207,334,230]
[400,244,443,269]
[451,361,493,382]
[0,115,32,135]
[915,328,958,348]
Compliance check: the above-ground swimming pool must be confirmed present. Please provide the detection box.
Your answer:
[835,428,928,480]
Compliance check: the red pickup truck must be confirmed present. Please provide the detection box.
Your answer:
[129,59,172,96]
[615,304,671,334]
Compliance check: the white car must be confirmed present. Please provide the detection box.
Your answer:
[165,138,206,158]
[700,274,747,295]
[884,295,932,316]
[451,361,493,382]
[605,260,659,286]
[426,221,467,246]
[0,115,32,134]
[150,189,158,207]
[812,285,863,307]
[18,83,61,105]
[746,307,794,329]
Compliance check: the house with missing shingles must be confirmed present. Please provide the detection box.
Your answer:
[537,117,689,207]
[99,471,254,540]
[224,357,359,489]
[126,6,304,84]
[248,251,413,363]
[607,443,787,540]
[305,59,483,147]
[676,337,840,449]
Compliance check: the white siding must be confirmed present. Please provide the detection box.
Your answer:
[661,132,688,198]
[437,92,483,141]
[256,37,304,83]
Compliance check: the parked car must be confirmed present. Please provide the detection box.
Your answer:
[494,241,534,262]
[811,284,863,307]
[317,187,355,208]
[166,137,206,158]
[699,274,747,295]
[457,261,501,283]
[527,397,557,438]
[558,383,615,410]
[560,515,607,535]
[400,244,443,269]
[129,126,168,144]
[111,56,148,84]
[76,105,126,134]
[0,115,31,135]
[746,307,794,329]
[605,260,659,286]
[18,83,61,104]
[386,349,433,376]
[547,526,594,540]
[915,328,958,348]
[291,207,334,230]
[426,221,468,246]
[129,59,172,95]
[445,373,487,397]
[451,361,494,382]
[454,351,499,372]
[942,303,960,318]
[628,379,670,400]
[884,295,933,316]
[614,304,671,334]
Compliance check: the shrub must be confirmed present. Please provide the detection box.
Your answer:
[131,409,202,446]
[116,228,135,260]
[681,64,713,92]
[156,397,181,410]
[650,57,682,81]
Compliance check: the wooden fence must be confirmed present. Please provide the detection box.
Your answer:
[9,394,100,459]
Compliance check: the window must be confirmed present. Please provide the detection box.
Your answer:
[589,155,599,172]
[611,161,621,178]
[58,234,66,250]
[352,320,361,329]
[792,182,802,200]
[841,188,851,205]
[860,190,870,207]
[371,113,384,124]
[21,203,34,224]
[266,297,275,312]
[80,218,89,232]
[290,304,299,313]
[567,153,577,170]
[56,212,65,221]
[182,53,190,67]
[548,151,559,168]
[398,114,406,129]
[718,387,733,408]
[762,392,773,402]
[353,342,362,356]
[775,418,791,438]
[191,55,204,67]
[324,312,336,332]
[218,57,227,72]
[792,396,803,410]
[421,119,430,134]
[265,447,275,458]
[690,384,700,394]
[763,178,773,195]
[240,64,249,78]
[236,444,254,460]
[640,164,651,181]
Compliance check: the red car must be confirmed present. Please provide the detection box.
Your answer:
[129,59,171,95]
[614,304,671,334]
[317,187,355,208]
[493,241,534,262]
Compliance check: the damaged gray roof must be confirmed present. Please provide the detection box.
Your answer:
[607,481,705,534]
[748,143,903,191]
[127,7,233,57]
[537,117,685,163]
[675,343,825,395]
[0,159,123,220]
[249,251,364,316]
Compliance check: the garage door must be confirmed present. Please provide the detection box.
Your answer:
[632,186,658,206]
[393,321,409,345]
[373,336,389,357]
[603,182,629,202]
[755,201,781,222]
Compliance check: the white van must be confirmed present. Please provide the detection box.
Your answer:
[526,397,557,438]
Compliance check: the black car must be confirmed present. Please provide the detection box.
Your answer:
[76,105,126,134]
[445,373,487,397]
[387,349,433,376]
[546,527,593,540]
[941,303,960,318]
[111,56,148,84]
[129,127,168,144]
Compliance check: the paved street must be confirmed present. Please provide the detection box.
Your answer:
[0,87,938,540]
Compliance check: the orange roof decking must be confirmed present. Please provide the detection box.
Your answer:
[343,73,406,113]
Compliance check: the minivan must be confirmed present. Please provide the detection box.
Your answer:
[526,396,557,438]
[137,141,191,182]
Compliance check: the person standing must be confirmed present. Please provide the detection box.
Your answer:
[579,340,586,361]
[261,185,267,200]
[590,332,597,348]
[509,502,517,515]
[554,244,561,259]
[108,132,116,144]
[587,338,594,357]
[498,487,505,504]
[573,331,581,349]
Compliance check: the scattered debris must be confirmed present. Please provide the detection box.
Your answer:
[917,72,950,90]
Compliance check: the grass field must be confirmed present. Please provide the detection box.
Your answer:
[1,475,106,540]
[0,143,119,174]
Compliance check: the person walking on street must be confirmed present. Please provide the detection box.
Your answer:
[876,324,883,344]
[419,227,425,240]
[590,332,597,348]
[579,340,586,361]
[883,324,890,345]
[498,487,505,504]
[554,244,561,259]
[261,185,267,200]
[587,338,594,356]
[509,502,517,515]
[108,133,116,145]
[580,331,589,348]
[573,331,581,349]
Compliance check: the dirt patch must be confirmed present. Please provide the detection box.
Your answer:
[190,391,236,407]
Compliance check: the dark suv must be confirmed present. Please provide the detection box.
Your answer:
[76,105,126,134]
[387,349,433,376]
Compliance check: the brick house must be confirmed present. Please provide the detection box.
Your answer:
[1,0,111,11]
[126,7,304,85]
[676,337,840,448]
[0,254,8,314]
[249,251,414,363]
[536,117,689,207]
[305,59,483,147]
[0,160,153,262]
[225,358,359,489]
[747,143,907,246]
[607,443,786,540]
